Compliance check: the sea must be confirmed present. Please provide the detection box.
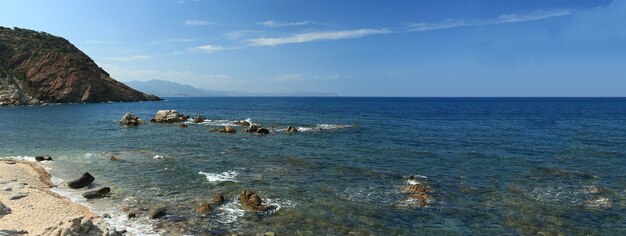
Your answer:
[1,97,625,235]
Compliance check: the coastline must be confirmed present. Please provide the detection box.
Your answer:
[0,160,122,235]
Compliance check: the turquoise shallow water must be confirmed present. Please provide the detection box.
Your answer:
[1,97,625,235]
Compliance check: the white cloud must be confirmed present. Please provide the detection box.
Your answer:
[274,73,305,81]
[189,44,224,53]
[259,20,312,28]
[105,55,151,62]
[408,10,571,31]
[184,19,214,26]
[248,28,390,46]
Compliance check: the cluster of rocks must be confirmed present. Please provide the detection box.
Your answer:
[239,190,269,211]
[151,110,189,123]
[67,172,111,200]
[401,176,433,207]
[39,216,125,236]
[195,193,225,214]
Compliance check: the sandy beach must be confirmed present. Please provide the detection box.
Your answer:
[0,160,122,235]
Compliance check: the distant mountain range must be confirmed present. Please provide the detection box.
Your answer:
[125,80,339,97]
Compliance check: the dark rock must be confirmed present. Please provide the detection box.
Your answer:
[148,207,167,219]
[285,125,298,132]
[239,190,268,211]
[234,120,251,126]
[109,155,118,161]
[67,172,95,189]
[245,124,260,133]
[256,128,270,134]
[196,203,212,214]
[35,155,53,161]
[179,123,188,128]
[220,126,236,133]
[118,112,144,126]
[128,212,137,219]
[192,116,205,123]
[0,230,28,235]
[211,193,225,205]
[0,201,11,218]
[9,193,27,200]
[82,187,111,199]
[150,118,157,123]
[102,213,111,219]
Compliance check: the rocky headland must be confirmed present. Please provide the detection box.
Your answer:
[0,26,160,106]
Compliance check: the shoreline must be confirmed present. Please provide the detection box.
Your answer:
[0,159,123,235]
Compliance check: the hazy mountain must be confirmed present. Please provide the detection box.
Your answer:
[125,80,339,97]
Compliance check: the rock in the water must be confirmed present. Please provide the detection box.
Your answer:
[153,110,188,123]
[192,116,205,123]
[82,187,111,199]
[9,193,27,200]
[110,155,118,161]
[586,196,612,209]
[401,176,432,207]
[179,123,188,128]
[0,201,11,218]
[239,190,268,211]
[35,155,53,161]
[196,203,212,214]
[118,112,144,126]
[211,194,225,205]
[234,120,251,126]
[245,124,260,133]
[219,126,236,133]
[148,207,167,219]
[67,172,95,189]
[128,212,137,219]
[285,125,298,132]
[256,128,270,134]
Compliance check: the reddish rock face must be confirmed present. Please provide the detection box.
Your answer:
[0,27,161,105]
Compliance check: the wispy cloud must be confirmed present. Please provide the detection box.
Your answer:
[408,10,571,31]
[189,44,225,53]
[274,73,306,81]
[259,20,312,28]
[105,55,151,62]
[184,19,215,26]
[248,28,390,46]
[152,38,198,44]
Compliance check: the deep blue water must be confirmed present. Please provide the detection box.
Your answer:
[1,97,625,235]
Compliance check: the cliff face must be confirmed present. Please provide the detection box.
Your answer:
[0,27,160,106]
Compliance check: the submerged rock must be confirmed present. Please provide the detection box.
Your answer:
[401,175,433,207]
[153,110,188,123]
[211,193,225,205]
[82,187,111,199]
[285,125,298,132]
[118,112,144,126]
[179,123,188,128]
[192,116,205,123]
[256,128,270,134]
[67,172,95,189]
[148,207,167,219]
[195,202,212,214]
[35,155,53,161]
[239,190,268,211]
[219,126,236,133]
[245,124,260,133]
[585,196,612,209]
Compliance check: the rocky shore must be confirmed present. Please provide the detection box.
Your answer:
[0,160,123,235]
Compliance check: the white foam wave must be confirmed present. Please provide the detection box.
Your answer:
[214,196,296,224]
[296,124,352,132]
[198,170,238,183]
[153,155,163,159]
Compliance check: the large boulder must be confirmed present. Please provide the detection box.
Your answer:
[82,187,111,199]
[153,110,188,123]
[67,172,95,189]
[239,190,268,211]
[118,112,144,126]
[221,126,236,133]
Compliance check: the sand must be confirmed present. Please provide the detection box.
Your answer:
[0,160,122,235]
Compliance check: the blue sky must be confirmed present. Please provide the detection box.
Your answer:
[0,0,624,96]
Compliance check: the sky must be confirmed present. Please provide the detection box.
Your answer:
[0,0,624,96]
